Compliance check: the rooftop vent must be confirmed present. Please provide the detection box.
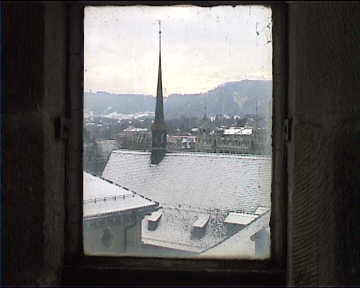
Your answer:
[191,214,210,239]
[224,212,258,225]
[224,212,259,235]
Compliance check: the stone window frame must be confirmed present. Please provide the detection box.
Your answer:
[63,1,288,285]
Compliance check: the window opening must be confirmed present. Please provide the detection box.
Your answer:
[83,5,272,259]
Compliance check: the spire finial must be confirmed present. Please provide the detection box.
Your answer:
[158,20,162,53]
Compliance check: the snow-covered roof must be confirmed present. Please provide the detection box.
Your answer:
[142,207,228,253]
[83,172,158,218]
[102,150,271,212]
[141,206,269,254]
[123,127,148,132]
[102,150,271,253]
[201,210,270,258]
[223,127,253,136]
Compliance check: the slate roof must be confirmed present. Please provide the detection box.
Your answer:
[102,150,271,212]
[83,172,158,219]
[101,150,271,254]
[142,207,228,253]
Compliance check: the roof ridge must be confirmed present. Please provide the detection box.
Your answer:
[111,149,271,160]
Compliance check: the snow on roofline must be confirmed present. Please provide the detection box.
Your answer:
[84,204,159,220]
[83,172,159,218]
[111,149,271,160]
[84,172,132,201]
[223,127,253,136]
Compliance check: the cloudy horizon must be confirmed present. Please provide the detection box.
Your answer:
[84,5,272,96]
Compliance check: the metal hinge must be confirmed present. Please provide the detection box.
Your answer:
[55,116,70,140]
[283,118,292,143]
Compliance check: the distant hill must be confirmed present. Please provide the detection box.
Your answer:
[84,91,155,115]
[165,80,272,118]
[84,80,272,119]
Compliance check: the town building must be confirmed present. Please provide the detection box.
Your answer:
[83,172,159,255]
[194,120,270,155]
[117,127,152,151]
[167,135,197,151]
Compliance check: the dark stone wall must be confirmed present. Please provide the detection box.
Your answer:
[287,3,360,286]
[3,2,66,285]
[2,1,360,286]
[42,3,67,284]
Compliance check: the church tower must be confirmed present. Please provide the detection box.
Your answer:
[151,21,167,164]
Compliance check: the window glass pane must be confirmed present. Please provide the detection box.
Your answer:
[83,5,272,259]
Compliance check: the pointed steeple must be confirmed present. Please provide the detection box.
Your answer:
[151,20,167,164]
[155,20,164,123]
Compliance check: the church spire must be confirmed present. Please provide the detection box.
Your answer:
[151,20,167,164]
[155,20,164,123]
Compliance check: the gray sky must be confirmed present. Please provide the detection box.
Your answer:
[84,5,272,95]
